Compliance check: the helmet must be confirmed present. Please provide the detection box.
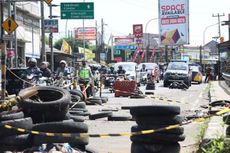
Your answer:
[28,58,37,64]
[41,61,49,67]
[118,65,122,69]
[60,60,67,65]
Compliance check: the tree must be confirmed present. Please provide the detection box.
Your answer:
[54,37,89,53]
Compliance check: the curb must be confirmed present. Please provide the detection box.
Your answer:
[200,81,227,148]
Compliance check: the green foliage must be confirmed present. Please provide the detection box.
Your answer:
[197,119,210,141]
[201,137,229,153]
[45,35,49,45]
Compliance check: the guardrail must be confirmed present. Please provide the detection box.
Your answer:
[222,72,230,86]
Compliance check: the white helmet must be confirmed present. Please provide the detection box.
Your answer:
[28,58,37,64]
[41,61,49,67]
[60,60,67,65]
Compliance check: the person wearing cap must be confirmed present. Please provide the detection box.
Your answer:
[78,60,93,97]
[40,61,52,78]
[55,60,70,78]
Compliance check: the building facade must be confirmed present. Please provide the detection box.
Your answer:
[1,2,40,66]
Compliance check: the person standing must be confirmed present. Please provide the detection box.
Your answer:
[78,61,93,97]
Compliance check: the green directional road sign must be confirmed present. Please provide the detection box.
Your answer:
[61,2,94,19]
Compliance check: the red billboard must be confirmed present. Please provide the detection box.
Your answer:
[133,24,143,38]
[75,27,96,40]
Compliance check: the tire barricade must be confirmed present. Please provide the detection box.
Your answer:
[0,86,92,152]
[130,105,184,153]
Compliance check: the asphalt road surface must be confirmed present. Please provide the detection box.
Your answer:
[85,81,210,153]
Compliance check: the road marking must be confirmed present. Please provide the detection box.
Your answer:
[191,92,203,111]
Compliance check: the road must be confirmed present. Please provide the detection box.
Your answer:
[85,81,210,153]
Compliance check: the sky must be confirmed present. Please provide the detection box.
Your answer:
[46,0,230,46]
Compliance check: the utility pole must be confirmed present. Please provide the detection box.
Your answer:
[8,1,13,67]
[100,18,104,63]
[1,1,6,100]
[111,34,114,61]
[40,0,46,62]
[165,45,168,64]
[95,20,98,62]
[213,13,225,80]
[199,45,203,72]
[49,4,54,72]
[12,2,18,67]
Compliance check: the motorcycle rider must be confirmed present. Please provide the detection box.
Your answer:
[117,65,126,75]
[40,61,52,78]
[140,64,147,72]
[109,66,116,75]
[23,58,41,78]
[78,60,93,97]
[55,60,70,78]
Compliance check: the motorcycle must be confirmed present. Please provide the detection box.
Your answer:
[104,74,117,93]
[23,73,47,88]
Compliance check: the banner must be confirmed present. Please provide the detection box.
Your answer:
[78,47,95,60]
[75,27,96,40]
[159,0,189,45]
[114,37,135,45]
[61,39,72,55]
[133,24,143,38]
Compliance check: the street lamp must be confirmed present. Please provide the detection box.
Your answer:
[144,18,158,62]
[203,23,218,46]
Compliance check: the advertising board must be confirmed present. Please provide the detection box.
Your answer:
[159,0,189,45]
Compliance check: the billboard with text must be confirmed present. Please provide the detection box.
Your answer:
[75,27,96,40]
[159,0,189,45]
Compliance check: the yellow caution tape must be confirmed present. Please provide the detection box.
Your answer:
[216,108,230,115]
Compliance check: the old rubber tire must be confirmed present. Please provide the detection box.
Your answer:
[131,143,162,153]
[121,106,134,110]
[0,134,31,147]
[108,115,132,121]
[135,115,184,125]
[159,143,181,153]
[132,125,184,135]
[89,112,113,120]
[100,97,109,103]
[0,118,33,137]
[86,99,102,105]
[0,111,24,121]
[130,105,180,117]
[69,110,90,116]
[32,120,88,145]
[226,126,230,135]
[70,115,85,122]
[71,108,88,112]
[130,94,145,99]
[18,86,70,123]
[223,113,230,125]
[130,133,185,144]
[70,102,86,109]
[69,89,85,101]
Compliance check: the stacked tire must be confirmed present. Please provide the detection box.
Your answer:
[130,105,185,153]
[223,113,230,136]
[18,86,71,123]
[16,87,90,150]
[0,110,33,151]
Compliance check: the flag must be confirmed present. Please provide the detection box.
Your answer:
[61,39,72,55]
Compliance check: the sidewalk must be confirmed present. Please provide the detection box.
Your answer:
[201,81,229,147]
